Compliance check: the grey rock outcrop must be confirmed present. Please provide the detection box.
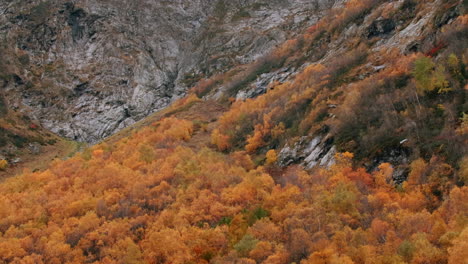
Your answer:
[236,67,296,100]
[0,0,343,142]
[278,135,336,169]
[367,18,396,38]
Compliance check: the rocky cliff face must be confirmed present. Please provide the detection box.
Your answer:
[0,0,342,142]
[223,0,466,177]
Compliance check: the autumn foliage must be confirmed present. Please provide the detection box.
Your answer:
[0,113,466,263]
[0,0,467,263]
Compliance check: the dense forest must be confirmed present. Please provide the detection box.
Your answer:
[0,0,467,263]
[0,103,467,263]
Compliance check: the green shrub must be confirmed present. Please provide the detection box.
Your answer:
[398,240,415,262]
[10,134,28,148]
[232,8,250,21]
[234,234,258,256]
[217,216,232,226]
[214,0,227,18]
[18,54,30,66]
[247,207,269,225]
[413,57,449,94]
[30,1,52,24]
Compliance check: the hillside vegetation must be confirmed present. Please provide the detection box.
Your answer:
[0,104,83,180]
[0,0,467,263]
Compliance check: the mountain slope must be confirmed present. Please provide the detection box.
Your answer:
[0,0,342,142]
[0,0,467,263]
[0,102,83,180]
[206,0,467,180]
